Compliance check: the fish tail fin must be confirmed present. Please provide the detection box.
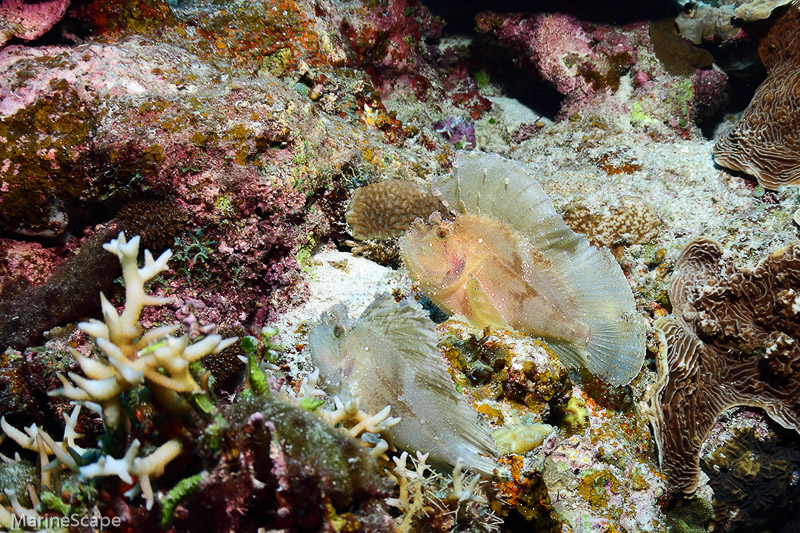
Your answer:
[548,244,647,386]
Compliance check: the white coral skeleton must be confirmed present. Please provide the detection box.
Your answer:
[288,367,400,457]
[386,451,490,533]
[80,438,183,510]
[0,405,84,488]
[50,232,236,426]
[0,232,235,512]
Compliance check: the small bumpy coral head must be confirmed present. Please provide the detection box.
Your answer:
[400,213,467,296]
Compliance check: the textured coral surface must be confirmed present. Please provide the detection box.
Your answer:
[652,238,800,494]
[713,2,800,188]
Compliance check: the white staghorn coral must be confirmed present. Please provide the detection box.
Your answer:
[0,405,83,487]
[319,396,400,458]
[385,451,491,532]
[80,438,183,510]
[386,450,430,532]
[50,232,236,426]
[321,396,401,438]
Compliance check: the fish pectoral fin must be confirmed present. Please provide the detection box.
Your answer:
[465,274,508,329]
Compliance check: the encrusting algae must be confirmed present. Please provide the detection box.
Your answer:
[401,151,646,386]
[308,293,505,478]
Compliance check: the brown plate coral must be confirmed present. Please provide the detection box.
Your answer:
[713,1,800,189]
[650,237,800,494]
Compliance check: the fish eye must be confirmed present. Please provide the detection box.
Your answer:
[436,227,448,239]
[333,324,345,337]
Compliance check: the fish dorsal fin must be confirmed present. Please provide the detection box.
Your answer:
[436,151,646,386]
[352,293,440,360]
[351,294,500,472]
[437,151,584,253]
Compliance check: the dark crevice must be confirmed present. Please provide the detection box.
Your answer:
[5,15,92,48]
[698,40,767,140]
[469,35,563,121]
[422,0,678,30]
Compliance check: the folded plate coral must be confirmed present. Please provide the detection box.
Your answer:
[713,1,800,189]
[401,151,646,386]
[308,292,503,478]
[650,238,800,494]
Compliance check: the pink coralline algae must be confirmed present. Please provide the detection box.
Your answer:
[0,34,350,345]
[340,0,490,118]
[341,0,443,83]
[0,0,70,48]
[476,12,639,117]
[530,13,596,96]
[475,10,727,136]
[691,67,728,118]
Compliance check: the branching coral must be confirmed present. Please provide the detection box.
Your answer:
[50,232,236,427]
[0,198,186,351]
[386,451,496,533]
[80,438,183,510]
[713,1,800,189]
[649,237,800,494]
[0,405,84,489]
[320,396,400,457]
[0,231,237,518]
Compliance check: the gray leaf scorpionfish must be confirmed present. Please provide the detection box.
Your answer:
[308,293,504,478]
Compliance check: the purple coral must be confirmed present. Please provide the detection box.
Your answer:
[433,116,476,149]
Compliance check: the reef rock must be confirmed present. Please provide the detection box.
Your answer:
[0,0,70,48]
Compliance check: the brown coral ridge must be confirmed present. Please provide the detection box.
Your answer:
[650,238,800,494]
[345,179,446,240]
[713,2,800,189]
